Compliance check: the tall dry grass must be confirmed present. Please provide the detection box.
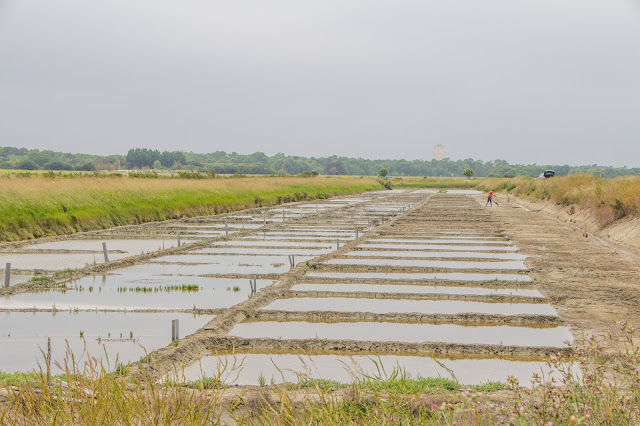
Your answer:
[477,175,640,228]
[0,176,381,241]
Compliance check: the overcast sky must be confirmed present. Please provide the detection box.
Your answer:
[1,0,639,166]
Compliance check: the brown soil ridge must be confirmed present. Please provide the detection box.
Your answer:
[284,290,546,304]
[246,310,563,327]
[201,336,570,359]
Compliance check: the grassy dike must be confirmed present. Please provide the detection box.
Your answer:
[476,174,640,228]
[0,176,382,242]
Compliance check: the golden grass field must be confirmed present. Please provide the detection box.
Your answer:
[0,175,382,241]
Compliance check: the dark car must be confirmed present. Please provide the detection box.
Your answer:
[538,170,555,179]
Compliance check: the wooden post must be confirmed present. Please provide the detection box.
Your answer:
[381,215,384,224]
[102,243,109,262]
[316,202,318,213]
[46,337,51,387]
[177,231,181,247]
[4,263,10,288]
[336,239,340,250]
[355,229,359,239]
[225,218,228,236]
[283,210,285,221]
[171,319,179,341]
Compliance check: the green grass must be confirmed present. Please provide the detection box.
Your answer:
[392,176,478,189]
[0,176,382,241]
[360,376,458,393]
[0,371,41,386]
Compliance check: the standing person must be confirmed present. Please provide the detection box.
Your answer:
[486,190,494,206]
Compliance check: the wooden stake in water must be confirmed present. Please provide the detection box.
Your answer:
[381,215,384,224]
[316,202,318,213]
[102,243,109,262]
[46,337,51,386]
[171,319,179,341]
[283,210,285,221]
[177,231,181,247]
[4,263,10,288]
[336,239,340,250]
[225,218,229,236]
[355,229,359,239]
[288,255,295,269]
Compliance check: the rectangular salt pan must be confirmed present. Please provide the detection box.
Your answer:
[360,243,518,252]
[290,283,543,298]
[307,271,531,282]
[327,258,527,270]
[345,250,525,260]
[370,239,512,245]
[262,297,556,316]
[175,353,572,386]
[0,311,212,373]
[230,321,571,347]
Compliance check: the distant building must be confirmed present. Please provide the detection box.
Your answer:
[434,144,446,161]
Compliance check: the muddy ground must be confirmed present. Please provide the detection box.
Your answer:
[481,195,640,348]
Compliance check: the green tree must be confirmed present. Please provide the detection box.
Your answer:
[378,168,389,177]
[462,168,475,178]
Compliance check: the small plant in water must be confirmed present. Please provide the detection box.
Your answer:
[232,286,240,292]
[257,372,266,387]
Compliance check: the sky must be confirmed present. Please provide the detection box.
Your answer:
[0,0,639,166]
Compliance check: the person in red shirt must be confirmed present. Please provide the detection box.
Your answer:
[486,190,494,206]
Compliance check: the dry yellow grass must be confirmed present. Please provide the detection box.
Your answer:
[477,174,640,227]
[0,175,381,241]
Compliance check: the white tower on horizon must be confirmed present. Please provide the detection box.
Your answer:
[434,144,446,161]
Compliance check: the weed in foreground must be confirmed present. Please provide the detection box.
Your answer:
[506,321,640,425]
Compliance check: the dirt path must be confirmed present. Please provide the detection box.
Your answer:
[480,196,640,347]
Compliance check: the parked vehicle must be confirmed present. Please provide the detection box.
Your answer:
[538,170,555,179]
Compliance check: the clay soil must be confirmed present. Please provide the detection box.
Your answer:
[480,195,640,348]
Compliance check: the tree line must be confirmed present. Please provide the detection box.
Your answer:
[1,146,638,178]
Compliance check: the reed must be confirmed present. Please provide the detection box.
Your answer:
[0,176,380,241]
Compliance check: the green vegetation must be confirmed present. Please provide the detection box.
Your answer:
[3,146,638,177]
[0,176,381,241]
[392,177,477,189]
[115,285,199,293]
[477,174,640,227]
[462,168,475,178]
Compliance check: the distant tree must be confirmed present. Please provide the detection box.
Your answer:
[75,162,96,171]
[43,160,72,170]
[16,159,39,170]
[462,168,475,178]
[378,168,389,177]
[152,160,162,169]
